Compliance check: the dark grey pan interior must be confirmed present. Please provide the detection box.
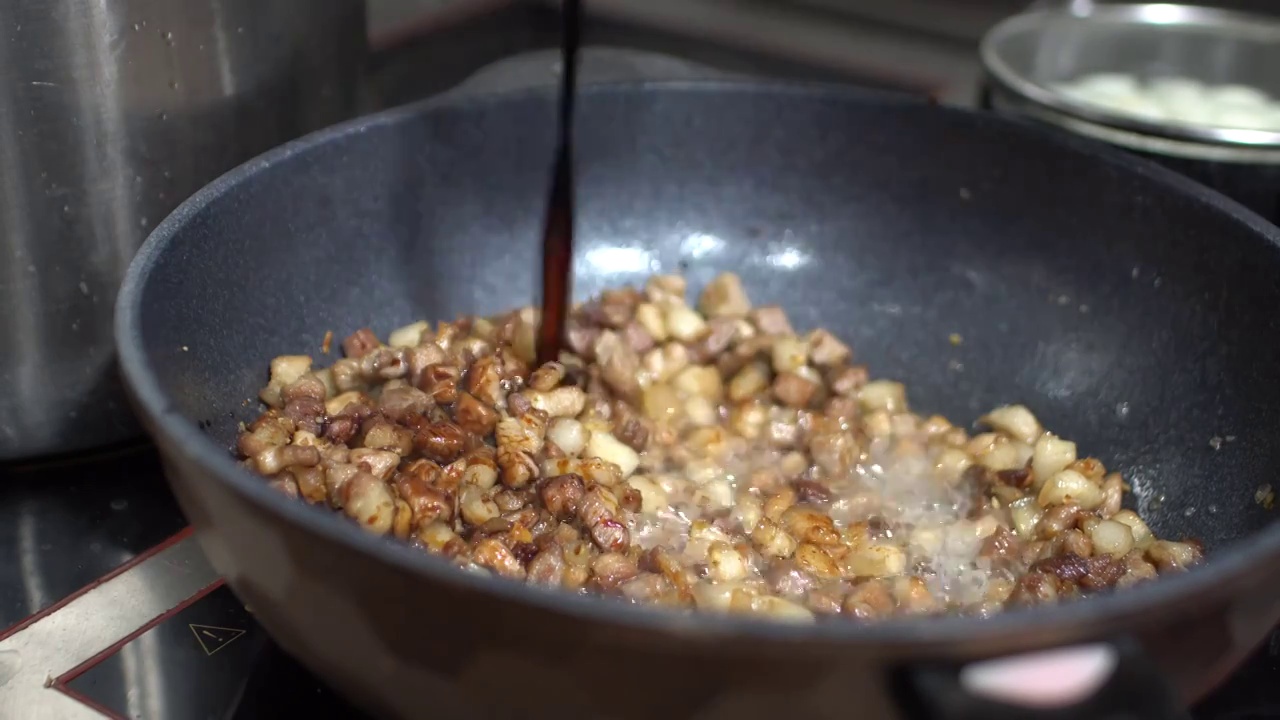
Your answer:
[135,84,1280,550]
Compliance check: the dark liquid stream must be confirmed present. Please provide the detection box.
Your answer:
[536,0,581,367]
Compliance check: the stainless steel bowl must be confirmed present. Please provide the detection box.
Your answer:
[0,0,367,461]
[981,3,1280,159]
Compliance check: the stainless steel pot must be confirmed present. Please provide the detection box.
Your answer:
[0,0,367,461]
[980,3,1280,223]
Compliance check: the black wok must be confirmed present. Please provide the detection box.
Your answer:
[114,81,1280,720]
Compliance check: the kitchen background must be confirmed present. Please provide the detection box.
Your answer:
[360,0,1280,109]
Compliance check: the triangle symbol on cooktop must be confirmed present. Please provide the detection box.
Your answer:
[189,624,246,656]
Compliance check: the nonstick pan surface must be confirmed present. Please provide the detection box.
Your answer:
[116,81,1280,719]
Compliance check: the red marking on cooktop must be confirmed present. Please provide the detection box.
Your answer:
[51,577,226,718]
[0,526,195,642]
[54,685,127,720]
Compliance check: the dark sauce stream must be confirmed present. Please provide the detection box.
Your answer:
[536,0,582,367]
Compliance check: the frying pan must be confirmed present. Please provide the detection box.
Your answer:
[114,78,1280,720]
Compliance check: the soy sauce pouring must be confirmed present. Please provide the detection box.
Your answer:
[535,0,582,367]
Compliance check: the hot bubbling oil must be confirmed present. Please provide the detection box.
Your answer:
[626,413,1001,612]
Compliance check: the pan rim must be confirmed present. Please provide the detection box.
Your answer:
[116,78,1280,651]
